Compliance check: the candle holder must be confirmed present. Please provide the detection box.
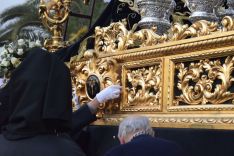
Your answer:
[39,0,71,52]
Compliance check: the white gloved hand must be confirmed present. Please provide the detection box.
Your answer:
[96,85,121,103]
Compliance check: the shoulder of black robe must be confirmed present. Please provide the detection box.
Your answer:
[0,83,10,133]
[2,47,73,140]
[54,0,140,62]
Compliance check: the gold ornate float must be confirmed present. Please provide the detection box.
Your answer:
[70,15,234,130]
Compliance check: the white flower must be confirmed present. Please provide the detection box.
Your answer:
[18,39,25,46]
[7,48,14,53]
[0,38,44,78]
[29,42,36,48]
[11,57,21,67]
[35,40,42,46]
[17,48,24,55]
[1,59,10,67]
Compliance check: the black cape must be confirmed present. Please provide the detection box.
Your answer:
[0,48,97,156]
[1,48,73,140]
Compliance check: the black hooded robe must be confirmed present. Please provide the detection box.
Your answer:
[0,48,96,156]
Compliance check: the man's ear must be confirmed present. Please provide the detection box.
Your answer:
[118,136,125,144]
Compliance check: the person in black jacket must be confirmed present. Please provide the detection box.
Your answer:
[104,116,186,156]
[0,48,121,156]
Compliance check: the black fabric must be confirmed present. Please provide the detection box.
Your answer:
[81,126,234,156]
[54,0,140,62]
[104,134,186,156]
[71,104,97,155]
[71,104,96,143]
[0,47,97,156]
[0,84,10,131]
[1,48,72,140]
[0,134,86,156]
[72,104,96,134]
[0,104,97,156]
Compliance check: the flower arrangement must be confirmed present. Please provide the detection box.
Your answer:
[0,39,43,78]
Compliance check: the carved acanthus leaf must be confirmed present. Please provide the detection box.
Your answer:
[126,65,161,107]
[222,16,234,32]
[174,56,234,105]
[170,20,218,41]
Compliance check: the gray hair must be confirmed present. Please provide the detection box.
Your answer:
[118,116,155,140]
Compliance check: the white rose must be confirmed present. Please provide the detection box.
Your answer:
[18,39,25,46]
[7,48,14,53]
[11,57,20,67]
[17,48,24,55]
[1,59,10,67]
[35,40,42,46]
[29,42,36,48]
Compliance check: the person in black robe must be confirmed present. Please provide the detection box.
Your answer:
[0,48,121,156]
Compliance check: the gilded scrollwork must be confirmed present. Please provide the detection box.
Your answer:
[95,20,132,53]
[170,23,189,41]
[185,20,218,37]
[174,56,234,105]
[170,20,218,41]
[221,16,234,32]
[70,50,120,117]
[100,117,234,125]
[121,59,162,111]
[95,21,167,53]
[132,27,168,46]
[95,16,234,53]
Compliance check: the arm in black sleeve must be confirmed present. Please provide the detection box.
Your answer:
[71,104,97,133]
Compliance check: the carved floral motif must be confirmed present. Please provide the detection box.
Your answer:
[126,65,161,106]
[174,56,234,105]
[121,60,162,111]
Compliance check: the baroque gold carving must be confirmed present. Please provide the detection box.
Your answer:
[174,56,234,105]
[95,20,132,53]
[95,21,167,53]
[221,16,234,32]
[170,20,218,41]
[70,50,120,117]
[95,16,234,53]
[70,13,234,129]
[121,59,162,111]
[100,117,234,125]
[93,116,234,130]
[132,27,168,46]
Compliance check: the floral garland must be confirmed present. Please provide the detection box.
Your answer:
[0,39,43,78]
